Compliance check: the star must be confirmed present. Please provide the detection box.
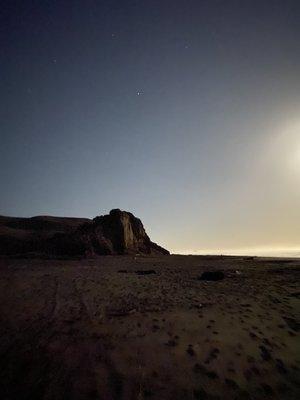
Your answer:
[137,91,142,96]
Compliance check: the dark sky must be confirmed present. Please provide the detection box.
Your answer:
[1,0,300,253]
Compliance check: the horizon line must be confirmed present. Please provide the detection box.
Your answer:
[173,246,300,258]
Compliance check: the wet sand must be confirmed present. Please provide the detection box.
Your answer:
[0,255,299,399]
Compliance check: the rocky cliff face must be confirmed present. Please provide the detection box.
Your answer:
[0,209,169,257]
[80,209,169,256]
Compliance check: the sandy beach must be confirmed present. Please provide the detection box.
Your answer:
[0,255,299,399]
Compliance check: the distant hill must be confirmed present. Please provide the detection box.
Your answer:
[0,210,169,258]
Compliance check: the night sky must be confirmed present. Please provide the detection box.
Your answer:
[1,0,300,254]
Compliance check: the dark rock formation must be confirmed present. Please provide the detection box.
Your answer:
[0,209,169,258]
[198,271,225,281]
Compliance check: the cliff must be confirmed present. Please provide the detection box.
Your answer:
[0,209,169,257]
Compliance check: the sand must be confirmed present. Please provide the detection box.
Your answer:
[0,255,299,399]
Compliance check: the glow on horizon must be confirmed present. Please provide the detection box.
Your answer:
[175,246,300,258]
